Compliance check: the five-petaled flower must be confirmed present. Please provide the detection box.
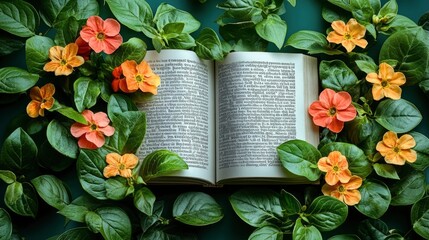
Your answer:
[43,43,85,76]
[308,88,357,133]
[121,60,161,95]
[366,62,406,101]
[111,66,132,93]
[376,131,417,165]
[327,18,368,52]
[26,83,55,118]
[318,151,352,186]
[70,110,115,149]
[103,153,138,178]
[322,175,363,206]
[80,16,123,54]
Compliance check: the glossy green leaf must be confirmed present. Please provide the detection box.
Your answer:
[350,0,374,23]
[107,94,138,120]
[40,0,98,27]
[105,0,152,32]
[0,128,37,174]
[409,131,429,171]
[0,170,16,184]
[327,0,351,11]
[0,0,38,37]
[0,208,12,240]
[306,196,348,231]
[195,28,224,61]
[49,101,87,124]
[378,0,398,19]
[378,15,417,35]
[328,234,360,240]
[320,60,359,92]
[355,59,378,74]
[373,163,399,180]
[73,77,101,112]
[173,192,223,226]
[166,33,196,49]
[229,189,283,227]
[216,0,263,21]
[56,227,98,240]
[411,196,429,239]
[249,225,283,240]
[105,177,130,201]
[58,195,102,223]
[46,119,79,159]
[109,111,146,154]
[277,140,322,181]
[418,12,429,30]
[374,99,422,133]
[0,36,24,56]
[355,179,391,218]
[154,3,200,34]
[85,211,102,233]
[255,14,286,49]
[95,207,132,240]
[141,201,164,232]
[140,149,188,182]
[287,30,342,55]
[31,175,70,210]
[293,218,322,240]
[280,189,301,216]
[25,35,54,74]
[0,67,39,94]
[390,171,426,206]
[105,37,147,68]
[54,16,81,46]
[133,187,156,216]
[357,219,389,240]
[38,140,75,172]
[5,182,38,217]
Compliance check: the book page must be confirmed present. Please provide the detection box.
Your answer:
[215,52,318,183]
[136,50,215,184]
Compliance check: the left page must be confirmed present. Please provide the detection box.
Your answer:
[136,49,216,184]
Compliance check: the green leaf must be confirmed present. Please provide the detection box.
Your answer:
[355,59,378,74]
[141,201,164,232]
[378,0,398,20]
[328,234,360,240]
[276,140,322,181]
[389,171,426,206]
[5,182,38,217]
[38,140,75,172]
[0,128,37,174]
[109,111,146,154]
[105,37,147,68]
[306,196,348,231]
[73,77,101,112]
[173,192,223,226]
[140,149,188,182]
[105,0,152,32]
[195,28,224,61]
[229,189,283,227]
[374,99,422,133]
[255,14,286,49]
[355,179,391,218]
[379,28,429,85]
[378,15,417,35]
[154,3,200,34]
[419,12,429,30]
[287,30,342,55]
[85,211,102,233]
[293,218,323,240]
[54,16,81,46]
[0,67,39,94]
[46,119,79,159]
[327,0,352,11]
[107,94,138,120]
[56,227,98,240]
[411,196,429,239]
[409,131,429,171]
[166,33,196,49]
[133,187,156,216]
[25,35,55,74]
[0,170,16,184]
[40,0,99,27]
[320,60,359,92]
[77,148,109,200]
[0,0,38,37]
[373,163,399,180]
[95,207,132,240]
[280,189,302,216]
[0,36,24,56]
[31,175,70,211]
[350,0,374,23]
[105,177,130,200]
[58,195,102,223]
[0,208,12,240]
[357,219,389,240]
[216,0,263,21]
[50,101,87,124]
[249,225,283,240]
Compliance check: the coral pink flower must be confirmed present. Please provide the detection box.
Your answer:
[308,88,357,133]
[103,153,138,178]
[121,60,161,95]
[75,36,91,60]
[111,66,132,93]
[80,16,122,54]
[70,110,115,149]
[322,175,362,206]
[318,151,352,186]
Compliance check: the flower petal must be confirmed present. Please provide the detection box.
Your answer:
[103,18,121,36]
[122,154,138,169]
[325,171,339,185]
[398,149,417,163]
[397,134,416,149]
[102,35,123,54]
[341,39,355,52]
[77,136,98,149]
[103,165,119,178]
[366,73,381,84]
[106,152,121,166]
[331,20,347,36]
[337,169,352,183]
[345,175,362,189]
[139,82,158,95]
[319,89,336,109]
[317,157,331,172]
[348,19,366,38]
[85,131,105,148]
[121,60,138,78]
[332,91,352,110]
[327,117,344,133]
[383,131,398,147]
[343,190,361,206]
[67,56,85,68]
[92,112,110,127]
[383,85,402,100]
[63,43,79,60]
[26,101,41,118]
[327,32,344,44]
[312,111,332,128]
[372,84,385,101]
[43,62,61,72]
[336,106,356,122]
[70,123,90,137]
[99,125,115,137]
[390,72,406,86]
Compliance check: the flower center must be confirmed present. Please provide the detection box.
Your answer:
[60,59,67,65]
[119,163,125,170]
[136,75,143,83]
[344,33,352,40]
[333,165,339,172]
[96,32,105,40]
[90,124,97,131]
[393,146,400,153]
[338,185,345,192]
[381,80,388,87]
[328,107,337,116]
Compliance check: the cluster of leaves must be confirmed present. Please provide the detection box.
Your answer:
[0,0,224,239]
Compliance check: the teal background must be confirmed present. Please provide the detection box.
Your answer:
[1,0,429,239]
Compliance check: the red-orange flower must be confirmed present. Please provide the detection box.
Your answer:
[322,175,362,206]
[376,131,417,165]
[318,151,352,186]
[103,153,138,178]
[366,62,406,101]
[121,60,161,95]
[80,16,122,54]
[327,18,368,52]
[111,66,132,93]
[43,43,84,76]
[75,36,91,60]
[26,83,55,118]
[308,88,356,133]
[70,110,115,149]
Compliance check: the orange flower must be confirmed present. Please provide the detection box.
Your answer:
[318,151,352,185]
[366,62,406,101]
[103,153,138,178]
[80,16,122,54]
[43,43,84,76]
[26,83,55,118]
[70,110,115,149]
[376,131,417,165]
[322,175,362,206]
[121,60,161,95]
[308,88,356,133]
[327,18,368,52]
[111,66,132,93]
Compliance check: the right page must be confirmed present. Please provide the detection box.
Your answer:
[215,52,319,184]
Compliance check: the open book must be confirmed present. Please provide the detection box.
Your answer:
[137,49,319,185]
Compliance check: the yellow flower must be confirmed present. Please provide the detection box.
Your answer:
[26,83,55,118]
[103,153,138,178]
[376,131,417,165]
[366,62,406,101]
[43,43,84,76]
[317,151,352,186]
[327,18,368,52]
[322,175,362,206]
